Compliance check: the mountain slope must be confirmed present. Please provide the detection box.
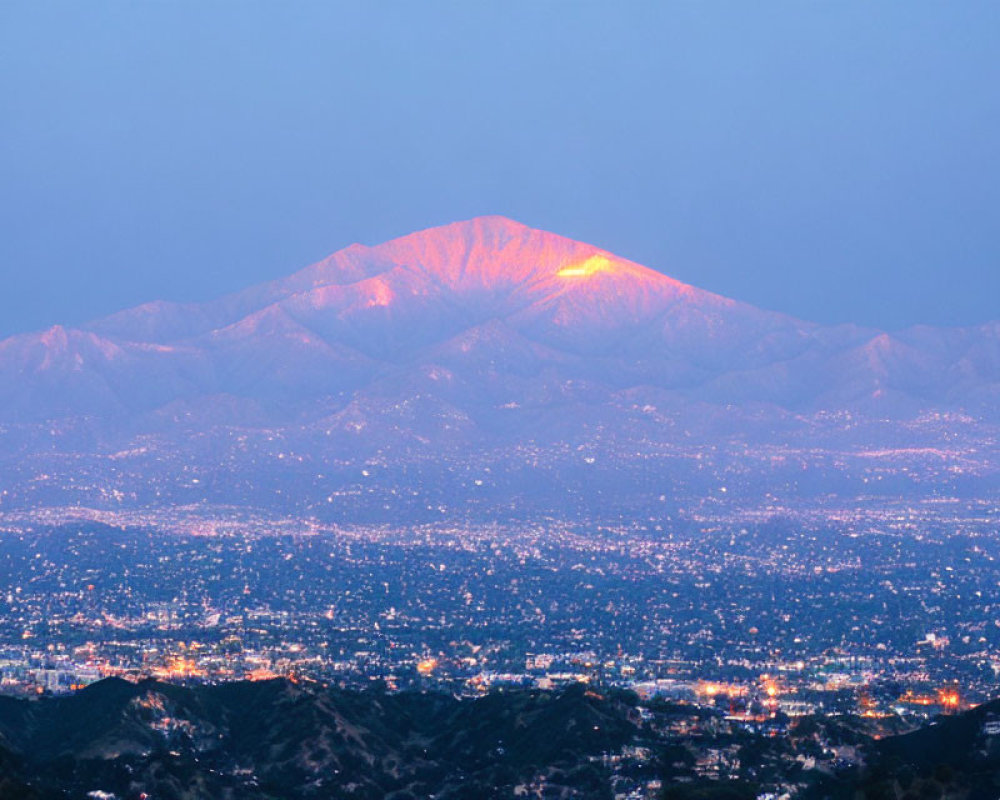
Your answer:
[7,215,997,423]
[0,678,637,799]
[0,216,996,514]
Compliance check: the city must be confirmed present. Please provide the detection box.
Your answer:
[2,498,998,710]
[1,499,999,797]
[3,3,999,797]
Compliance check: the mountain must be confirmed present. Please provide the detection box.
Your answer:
[0,678,637,799]
[0,216,996,515]
[847,696,1000,800]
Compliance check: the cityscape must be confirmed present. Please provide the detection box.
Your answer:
[3,3,1000,799]
[2,495,1000,797]
[2,495,998,709]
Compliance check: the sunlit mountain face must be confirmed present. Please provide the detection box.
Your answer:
[81,216,749,364]
[0,216,997,516]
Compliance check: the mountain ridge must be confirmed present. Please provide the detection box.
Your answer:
[4,215,994,418]
[0,216,996,515]
[85,216,735,346]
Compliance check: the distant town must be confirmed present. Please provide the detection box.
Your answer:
[3,497,998,716]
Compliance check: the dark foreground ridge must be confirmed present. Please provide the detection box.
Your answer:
[1,677,1000,799]
[0,677,636,799]
[861,697,1000,800]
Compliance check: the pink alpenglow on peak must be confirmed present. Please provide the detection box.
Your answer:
[0,215,994,429]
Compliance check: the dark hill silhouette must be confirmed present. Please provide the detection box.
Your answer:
[0,678,636,799]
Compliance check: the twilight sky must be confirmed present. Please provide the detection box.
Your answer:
[1,2,998,338]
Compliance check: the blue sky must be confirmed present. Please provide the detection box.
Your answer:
[1,2,998,337]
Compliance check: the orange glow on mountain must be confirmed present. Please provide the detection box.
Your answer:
[556,254,616,278]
